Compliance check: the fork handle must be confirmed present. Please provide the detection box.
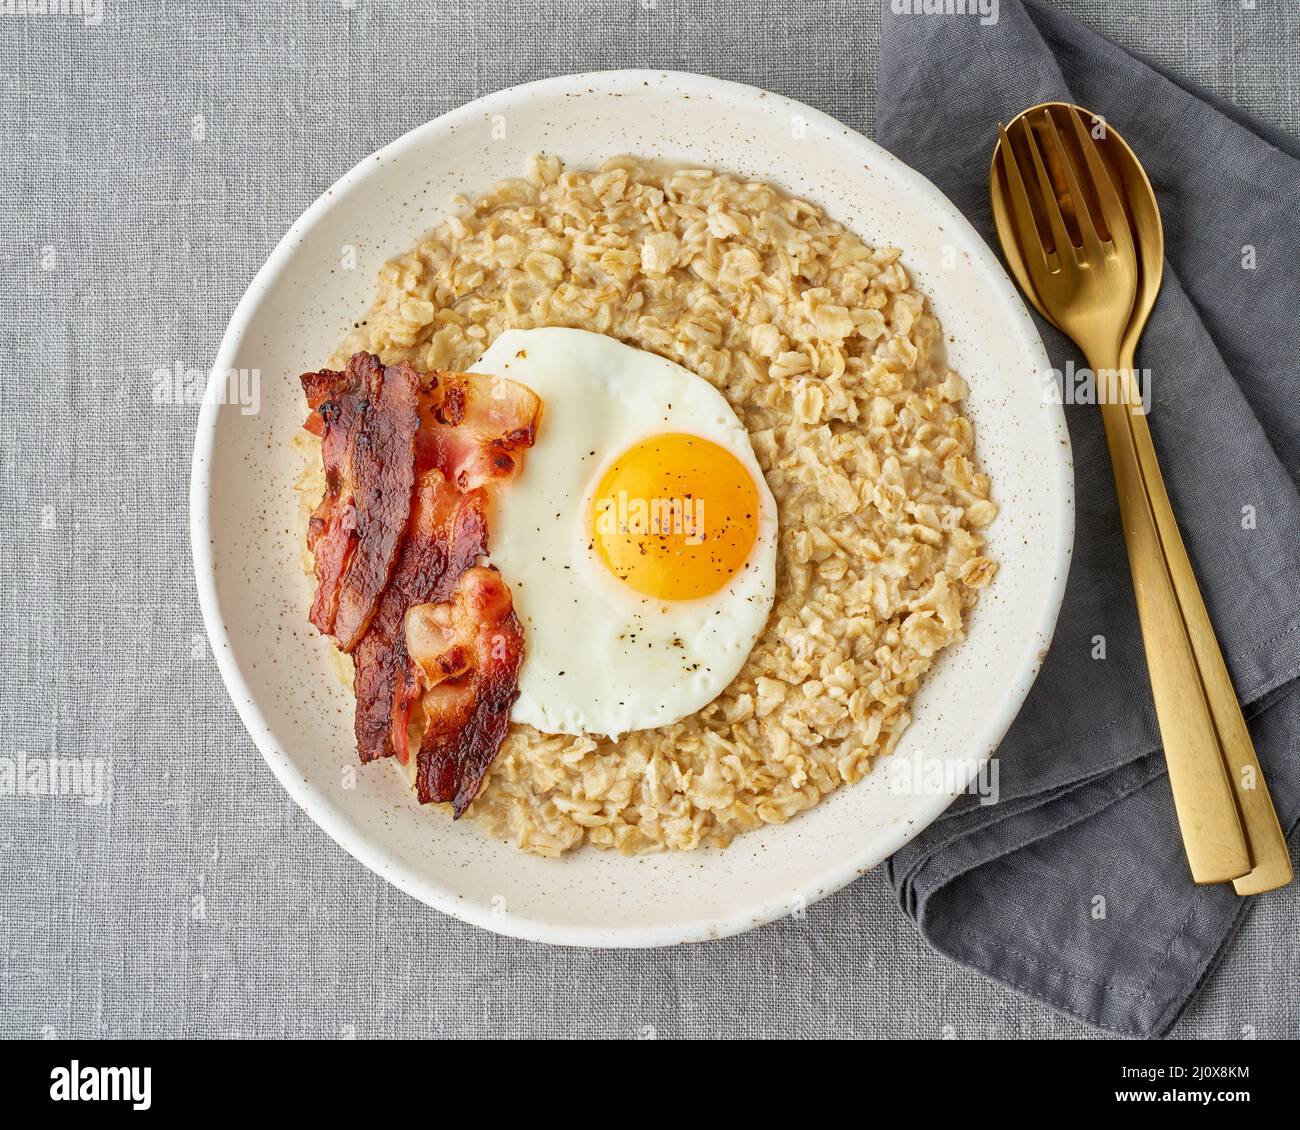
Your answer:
[1116,353,1293,895]
[1088,351,1250,884]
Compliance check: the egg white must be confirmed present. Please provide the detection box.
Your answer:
[473,327,778,740]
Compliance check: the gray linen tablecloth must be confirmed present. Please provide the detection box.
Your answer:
[1,0,1297,1039]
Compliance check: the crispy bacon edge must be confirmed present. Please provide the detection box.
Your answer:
[300,354,420,653]
[398,566,526,817]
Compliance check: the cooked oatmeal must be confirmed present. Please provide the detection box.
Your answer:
[304,155,997,856]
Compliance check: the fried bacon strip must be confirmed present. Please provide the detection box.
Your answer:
[415,370,540,489]
[302,354,541,817]
[398,566,526,817]
[353,471,487,764]
[301,354,420,652]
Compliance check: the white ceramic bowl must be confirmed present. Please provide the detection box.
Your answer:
[191,70,1072,947]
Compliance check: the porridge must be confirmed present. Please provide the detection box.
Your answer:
[304,155,997,856]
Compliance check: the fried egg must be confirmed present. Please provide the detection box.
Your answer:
[474,327,778,739]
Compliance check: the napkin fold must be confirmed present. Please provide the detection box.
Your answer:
[878,0,1300,1038]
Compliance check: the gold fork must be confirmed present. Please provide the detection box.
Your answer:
[991,106,1250,884]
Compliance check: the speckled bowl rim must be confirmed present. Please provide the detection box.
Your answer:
[191,69,1073,948]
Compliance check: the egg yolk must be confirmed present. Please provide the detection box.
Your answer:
[590,433,760,600]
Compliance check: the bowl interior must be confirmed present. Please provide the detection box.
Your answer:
[192,71,1072,946]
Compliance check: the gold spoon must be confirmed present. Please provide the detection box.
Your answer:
[1100,112,1291,895]
[990,104,1251,885]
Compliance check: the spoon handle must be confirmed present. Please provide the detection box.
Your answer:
[1117,354,1293,895]
[1088,350,1251,884]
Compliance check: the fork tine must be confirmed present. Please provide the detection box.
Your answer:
[1016,115,1074,258]
[1062,107,1137,263]
[1037,108,1105,260]
[996,123,1050,274]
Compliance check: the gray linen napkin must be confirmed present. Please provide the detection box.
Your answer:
[878,0,1300,1038]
